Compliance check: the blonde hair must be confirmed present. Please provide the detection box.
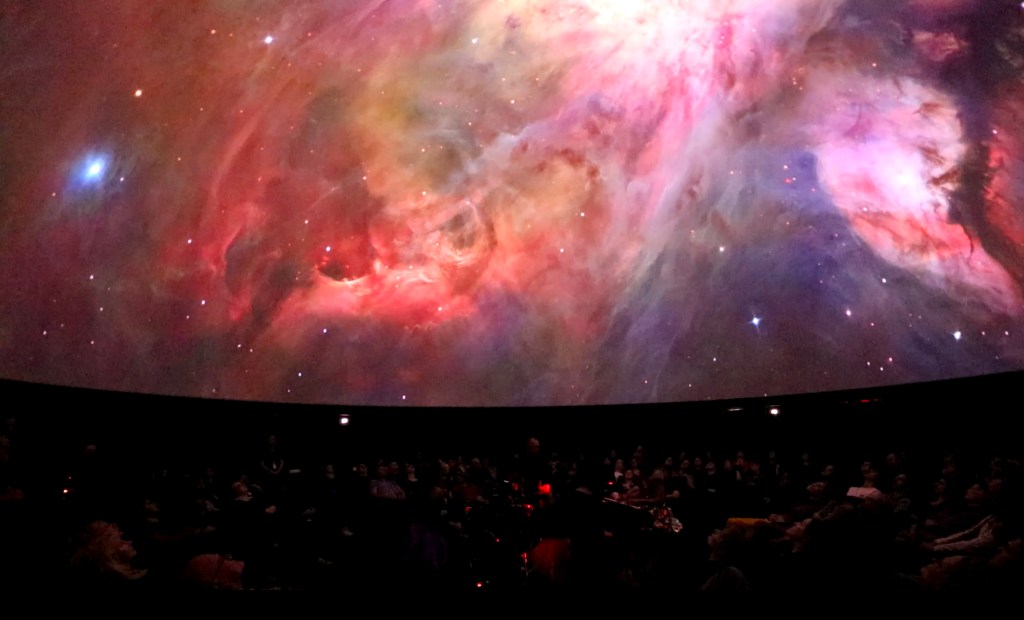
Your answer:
[69,521,147,582]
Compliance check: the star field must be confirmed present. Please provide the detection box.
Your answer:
[1,0,1022,406]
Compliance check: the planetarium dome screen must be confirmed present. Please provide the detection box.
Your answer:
[1,0,1022,407]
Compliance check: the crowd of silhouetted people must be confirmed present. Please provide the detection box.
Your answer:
[1,412,1021,594]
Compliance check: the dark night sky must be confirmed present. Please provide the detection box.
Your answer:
[1,0,1022,406]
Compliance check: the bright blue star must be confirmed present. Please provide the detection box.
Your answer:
[750,316,762,327]
[78,154,110,184]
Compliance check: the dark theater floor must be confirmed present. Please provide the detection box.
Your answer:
[1,372,1021,594]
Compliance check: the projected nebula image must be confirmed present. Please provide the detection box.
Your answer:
[1,0,1022,406]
